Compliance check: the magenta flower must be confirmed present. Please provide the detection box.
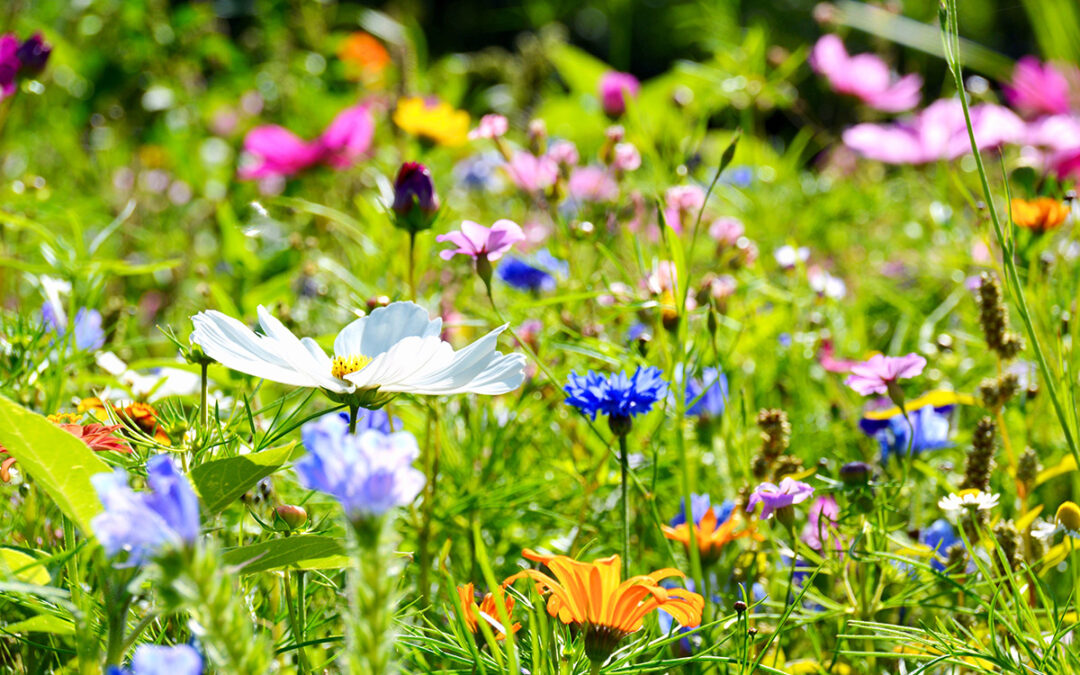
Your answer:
[237,126,324,179]
[599,71,640,117]
[568,166,618,203]
[506,151,558,193]
[664,185,706,233]
[318,104,375,169]
[810,35,922,113]
[437,219,525,262]
[747,477,815,521]
[1004,57,1074,118]
[844,353,926,396]
[842,99,1024,164]
[0,35,20,99]
[547,140,580,167]
[469,114,509,140]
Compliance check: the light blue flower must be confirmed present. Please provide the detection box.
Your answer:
[91,455,201,567]
[296,413,425,520]
[108,644,203,675]
[41,303,105,351]
[861,404,952,464]
[922,519,960,572]
[670,493,734,528]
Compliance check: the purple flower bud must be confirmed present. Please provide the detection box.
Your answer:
[392,162,439,232]
[0,35,19,98]
[16,33,50,74]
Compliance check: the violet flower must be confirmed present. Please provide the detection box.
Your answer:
[437,219,525,262]
[0,35,19,98]
[844,353,926,397]
[809,35,922,112]
[746,477,814,521]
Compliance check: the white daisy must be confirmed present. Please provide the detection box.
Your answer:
[1031,501,1080,541]
[190,301,526,410]
[938,489,1000,515]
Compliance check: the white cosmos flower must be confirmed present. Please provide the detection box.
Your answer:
[190,302,526,406]
[938,489,1000,515]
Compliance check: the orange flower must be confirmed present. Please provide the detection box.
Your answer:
[338,32,390,81]
[78,397,171,445]
[455,583,520,640]
[661,508,758,563]
[505,549,703,663]
[1,416,130,482]
[1011,197,1069,233]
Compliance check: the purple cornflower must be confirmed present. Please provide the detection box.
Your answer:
[746,477,814,521]
[91,456,201,567]
[296,413,425,521]
[563,367,667,430]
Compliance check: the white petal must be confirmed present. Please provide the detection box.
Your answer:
[394,325,527,395]
[255,306,347,391]
[344,335,454,390]
[333,302,442,359]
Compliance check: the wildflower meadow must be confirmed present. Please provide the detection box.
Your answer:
[4,0,1080,673]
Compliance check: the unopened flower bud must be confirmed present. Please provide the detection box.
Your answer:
[274,504,308,531]
[392,162,439,233]
[840,461,872,486]
[16,34,51,74]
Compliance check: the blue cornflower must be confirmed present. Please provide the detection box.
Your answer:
[922,519,961,572]
[452,151,503,191]
[322,409,400,435]
[296,412,425,521]
[91,455,201,567]
[683,367,728,418]
[859,403,953,464]
[563,367,667,428]
[497,249,567,293]
[107,644,203,675]
[42,302,105,351]
[670,493,734,528]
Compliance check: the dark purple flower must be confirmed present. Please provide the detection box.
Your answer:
[392,162,439,232]
[0,35,19,98]
[15,33,50,74]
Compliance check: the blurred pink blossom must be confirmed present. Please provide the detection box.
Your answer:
[1004,57,1074,118]
[318,104,375,169]
[810,35,922,112]
[436,219,525,261]
[506,151,558,192]
[845,353,926,396]
[612,142,641,171]
[237,126,324,179]
[599,71,640,117]
[568,166,618,202]
[548,140,580,166]
[843,99,1024,164]
[664,185,706,233]
[708,217,744,246]
[469,114,509,140]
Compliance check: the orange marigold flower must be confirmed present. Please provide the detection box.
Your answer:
[455,583,520,640]
[338,32,390,81]
[393,97,470,147]
[661,507,759,563]
[505,549,703,664]
[1010,197,1070,233]
[77,397,171,445]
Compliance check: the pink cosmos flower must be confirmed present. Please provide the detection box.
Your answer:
[0,35,19,99]
[469,114,509,140]
[568,166,618,202]
[708,217,744,246]
[238,126,324,179]
[612,142,641,171]
[548,140,580,166]
[599,71,640,117]
[664,185,706,233]
[843,98,1025,164]
[844,353,926,396]
[1004,57,1074,118]
[506,151,558,193]
[818,340,859,374]
[318,104,375,169]
[810,35,922,113]
[747,477,815,520]
[801,496,842,553]
[436,219,525,262]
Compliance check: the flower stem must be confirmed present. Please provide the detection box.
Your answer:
[407,230,417,301]
[618,434,630,578]
[347,516,400,675]
[348,401,360,435]
[199,362,209,430]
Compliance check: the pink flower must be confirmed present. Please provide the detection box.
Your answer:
[506,152,558,193]
[747,477,815,520]
[843,99,1025,164]
[844,353,926,396]
[469,114,509,140]
[1004,57,1074,118]
[548,140,580,166]
[708,217,744,246]
[801,496,842,553]
[0,35,19,99]
[599,71,640,117]
[664,185,706,233]
[437,219,525,261]
[818,340,859,374]
[612,142,641,171]
[568,166,618,202]
[318,104,375,169]
[238,126,324,179]
[810,35,922,113]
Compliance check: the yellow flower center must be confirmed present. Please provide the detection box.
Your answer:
[331,354,372,380]
[1056,501,1080,532]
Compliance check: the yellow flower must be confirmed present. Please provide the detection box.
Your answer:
[393,97,470,147]
[455,583,520,639]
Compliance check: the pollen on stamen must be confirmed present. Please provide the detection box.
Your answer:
[331,354,373,379]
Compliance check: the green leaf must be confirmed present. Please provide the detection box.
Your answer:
[547,43,609,96]
[1,614,75,636]
[0,548,51,586]
[221,535,347,574]
[190,443,295,514]
[0,396,111,535]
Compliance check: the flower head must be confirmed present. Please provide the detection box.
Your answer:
[810,35,922,112]
[237,125,324,180]
[317,103,375,169]
[563,367,667,423]
[1011,197,1069,233]
[664,185,706,233]
[190,301,526,409]
[746,477,814,521]
[455,583,520,639]
[547,140,580,166]
[91,455,200,567]
[497,249,567,293]
[1004,57,1074,117]
[567,166,618,203]
[612,142,641,172]
[505,549,703,663]
[42,302,105,352]
[505,151,558,193]
[938,488,1000,515]
[663,495,751,562]
[1032,501,1080,541]
[599,71,640,117]
[15,33,50,75]
[844,353,926,397]
[392,162,440,232]
[0,35,20,98]
[681,367,728,418]
[800,496,842,553]
[921,519,961,571]
[393,97,470,146]
[297,413,424,520]
[338,32,390,81]
[859,393,959,464]
[108,643,203,675]
[437,219,525,262]
[469,114,509,141]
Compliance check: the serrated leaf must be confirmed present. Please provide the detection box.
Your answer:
[1,614,75,636]
[190,443,294,514]
[221,535,347,574]
[0,548,51,585]
[0,395,111,535]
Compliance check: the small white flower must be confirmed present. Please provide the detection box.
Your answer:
[1032,501,1080,542]
[938,489,1000,515]
[190,301,526,408]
